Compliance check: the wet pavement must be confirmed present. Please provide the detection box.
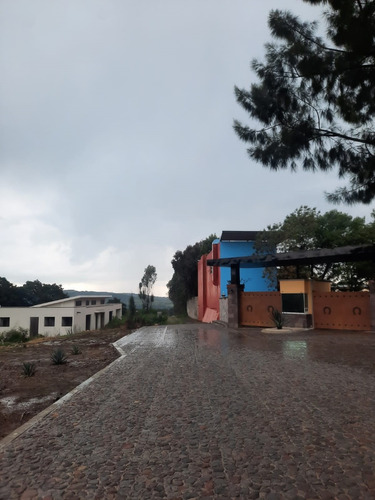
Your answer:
[0,323,375,499]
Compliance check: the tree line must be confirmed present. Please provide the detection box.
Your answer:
[167,234,217,314]
[255,206,375,291]
[0,278,67,307]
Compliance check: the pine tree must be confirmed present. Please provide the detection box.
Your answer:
[234,1,375,204]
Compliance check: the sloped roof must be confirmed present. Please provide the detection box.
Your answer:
[32,295,113,308]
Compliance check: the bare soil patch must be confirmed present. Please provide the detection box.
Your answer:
[0,327,130,440]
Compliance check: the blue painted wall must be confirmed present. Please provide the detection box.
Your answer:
[219,241,271,296]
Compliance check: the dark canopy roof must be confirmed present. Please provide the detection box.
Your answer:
[207,244,375,269]
[220,231,259,241]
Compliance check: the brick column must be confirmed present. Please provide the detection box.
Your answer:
[227,284,240,328]
[369,280,375,332]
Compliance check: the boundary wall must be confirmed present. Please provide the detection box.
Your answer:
[238,290,371,331]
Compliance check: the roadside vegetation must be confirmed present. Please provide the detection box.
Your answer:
[167,234,217,315]
[0,327,30,345]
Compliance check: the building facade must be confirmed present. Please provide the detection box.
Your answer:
[197,231,271,322]
[0,295,122,337]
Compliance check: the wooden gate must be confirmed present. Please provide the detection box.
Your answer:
[313,292,371,331]
[240,292,282,327]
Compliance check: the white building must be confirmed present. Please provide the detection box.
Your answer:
[0,295,122,338]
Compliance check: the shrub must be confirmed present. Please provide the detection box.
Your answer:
[136,310,168,326]
[105,316,125,329]
[167,315,188,325]
[270,308,285,329]
[71,345,81,355]
[22,362,36,377]
[51,348,68,365]
[2,327,29,344]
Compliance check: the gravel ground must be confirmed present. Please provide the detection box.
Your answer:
[0,324,374,499]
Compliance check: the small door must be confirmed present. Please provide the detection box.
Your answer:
[95,312,105,329]
[86,314,91,331]
[30,317,39,337]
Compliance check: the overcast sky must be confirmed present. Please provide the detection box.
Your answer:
[1,0,373,298]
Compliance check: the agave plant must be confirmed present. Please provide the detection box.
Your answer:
[270,308,285,330]
[22,362,36,377]
[51,348,68,365]
[71,345,82,355]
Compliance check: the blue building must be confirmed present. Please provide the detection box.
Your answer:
[217,231,272,296]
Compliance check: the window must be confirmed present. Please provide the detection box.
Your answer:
[91,300,96,305]
[86,300,90,306]
[62,317,73,327]
[282,294,308,313]
[100,299,105,304]
[44,317,55,327]
[0,317,10,327]
[75,300,82,306]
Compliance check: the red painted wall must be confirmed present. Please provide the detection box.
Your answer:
[197,243,221,322]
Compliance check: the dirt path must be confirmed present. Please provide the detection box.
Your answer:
[0,327,130,439]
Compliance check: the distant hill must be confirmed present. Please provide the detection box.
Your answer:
[64,290,173,311]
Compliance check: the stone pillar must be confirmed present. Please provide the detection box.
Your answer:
[369,280,375,332]
[219,296,228,324]
[227,284,240,328]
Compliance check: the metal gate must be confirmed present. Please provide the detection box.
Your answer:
[240,292,282,327]
[312,292,371,331]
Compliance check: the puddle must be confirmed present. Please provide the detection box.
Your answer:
[282,340,308,360]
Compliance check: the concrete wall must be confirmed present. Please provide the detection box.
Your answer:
[197,244,221,322]
[0,300,122,337]
[187,297,198,320]
[280,279,331,314]
[219,297,228,324]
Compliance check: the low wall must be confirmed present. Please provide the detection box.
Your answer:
[284,313,313,329]
[187,297,198,320]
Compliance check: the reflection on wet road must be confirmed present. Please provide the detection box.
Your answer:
[115,324,375,373]
[1,323,374,498]
[193,324,375,373]
[283,340,308,360]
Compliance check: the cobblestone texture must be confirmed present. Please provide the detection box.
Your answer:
[0,324,375,499]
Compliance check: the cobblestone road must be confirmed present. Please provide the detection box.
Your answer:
[0,324,375,499]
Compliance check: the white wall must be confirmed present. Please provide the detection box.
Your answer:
[187,297,198,319]
[0,303,121,337]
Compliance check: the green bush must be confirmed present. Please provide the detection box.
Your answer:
[22,362,36,377]
[136,310,168,326]
[1,327,29,344]
[51,348,68,365]
[105,316,126,329]
[166,315,188,325]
